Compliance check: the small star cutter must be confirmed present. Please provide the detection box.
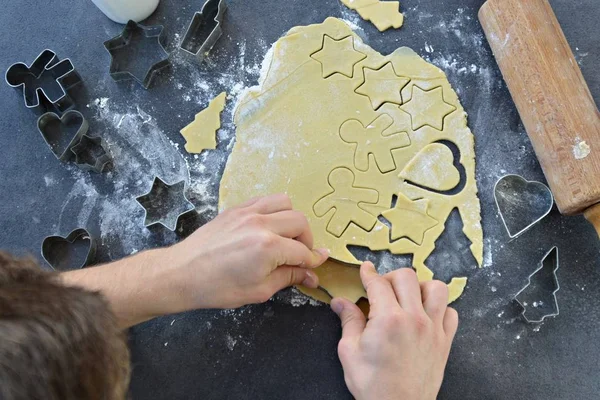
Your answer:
[104,20,170,89]
[71,134,112,173]
[136,177,197,231]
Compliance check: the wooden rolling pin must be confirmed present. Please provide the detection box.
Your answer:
[479,0,600,235]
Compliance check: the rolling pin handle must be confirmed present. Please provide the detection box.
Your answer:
[583,203,600,238]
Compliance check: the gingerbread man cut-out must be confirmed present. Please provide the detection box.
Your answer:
[314,167,379,237]
[340,114,410,173]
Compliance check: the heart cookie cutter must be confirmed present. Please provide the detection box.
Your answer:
[494,174,554,239]
[5,49,82,114]
[180,0,227,62]
[514,246,560,323]
[37,110,89,161]
[41,228,96,271]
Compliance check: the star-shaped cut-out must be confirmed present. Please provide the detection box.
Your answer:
[381,193,438,245]
[400,86,457,131]
[104,21,170,89]
[355,62,410,109]
[311,35,366,78]
[71,135,111,173]
[136,178,196,231]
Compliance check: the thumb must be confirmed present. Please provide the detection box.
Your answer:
[331,297,366,341]
[266,266,319,293]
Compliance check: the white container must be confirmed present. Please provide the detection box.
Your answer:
[91,0,160,23]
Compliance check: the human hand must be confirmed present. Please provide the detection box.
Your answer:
[166,194,329,310]
[331,262,458,400]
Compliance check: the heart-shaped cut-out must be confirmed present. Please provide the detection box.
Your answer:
[399,142,460,192]
[494,175,554,238]
[37,110,88,161]
[41,228,96,271]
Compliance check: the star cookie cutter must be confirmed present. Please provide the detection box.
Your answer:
[41,228,96,271]
[136,177,197,231]
[104,20,170,89]
[514,247,560,324]
[37,110,89,161]
[180,0,227,62]
[494,174,554,239]
[71,134,112,173]
[5,49,82,114]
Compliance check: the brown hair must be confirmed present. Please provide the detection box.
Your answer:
[0,252,130,400]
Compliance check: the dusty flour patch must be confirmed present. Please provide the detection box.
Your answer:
[276,288,324,307]
[55,98,191,255]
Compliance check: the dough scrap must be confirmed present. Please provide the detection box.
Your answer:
[341,0,404,32]
[299,259,366,304]
[180,92,227,154]
[219,18,483,304]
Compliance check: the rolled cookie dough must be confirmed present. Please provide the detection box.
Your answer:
[219,18,482,304]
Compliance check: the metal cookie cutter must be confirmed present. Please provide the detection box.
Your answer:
[494,174,554,239]
[180,0,227,62]
[71,134,112,173]
[104,20,170,89]
[136,177,197,231]
[41,228,96,271]
[514,247,560,324]
[37,110,89,161]
[5,49,82,114]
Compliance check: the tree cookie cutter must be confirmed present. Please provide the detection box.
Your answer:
[5,49,82,114]
[104,20,170,89]
[41,228,96,271]
[37,110,111,172]
[135,177,197,231]
[180,0,227,62]
[494,174,554,239]
[513,247,560,323]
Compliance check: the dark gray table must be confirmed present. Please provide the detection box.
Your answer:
[1,0,599,399]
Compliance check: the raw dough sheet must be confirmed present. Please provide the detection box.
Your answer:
[219,18,482,303]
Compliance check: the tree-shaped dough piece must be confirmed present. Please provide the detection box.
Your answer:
[340,114,410,173]
[355,62,410,109]
[400,86,456,131]
[381,193,438,245]
[311,35,367,79]
[314,167,379,237]
[180,92,227,154]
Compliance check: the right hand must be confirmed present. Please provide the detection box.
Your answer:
[331,262,458,400]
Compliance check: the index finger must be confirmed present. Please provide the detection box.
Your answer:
[360,262,400,318]
[250,193,293,214]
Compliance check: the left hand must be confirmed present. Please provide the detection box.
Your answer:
[164,193,329,310]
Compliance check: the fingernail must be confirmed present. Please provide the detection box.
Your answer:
[331,299,344,314]
[301,270,318,288]
[315,248,330,258]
